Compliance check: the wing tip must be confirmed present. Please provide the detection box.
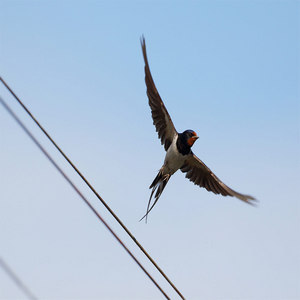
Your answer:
[237,194,258,206]
[140,35,149,69]
[140,35,146,49]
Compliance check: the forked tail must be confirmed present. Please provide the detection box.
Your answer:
[140,169,170,222]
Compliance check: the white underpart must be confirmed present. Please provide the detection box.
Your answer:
[162,134,187,175]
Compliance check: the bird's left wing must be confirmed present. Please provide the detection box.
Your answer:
[141,37,177,151]
[181,153,256,204]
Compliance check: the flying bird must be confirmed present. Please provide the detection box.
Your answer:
[140,37,255,221]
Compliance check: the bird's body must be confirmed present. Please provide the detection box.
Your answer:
[164,135,186,175]
[140,37,255,221]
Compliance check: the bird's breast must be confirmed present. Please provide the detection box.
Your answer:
[164,135,187,175]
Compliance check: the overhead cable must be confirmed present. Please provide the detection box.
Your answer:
[0,95,170,299]
[0,257,38,300]
[0,77,185,300]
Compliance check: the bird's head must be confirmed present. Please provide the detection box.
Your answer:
[183,130,199,147]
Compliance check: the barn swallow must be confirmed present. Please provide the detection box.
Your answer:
[140,37,255,221]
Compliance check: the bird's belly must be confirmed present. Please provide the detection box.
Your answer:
[164,138,187,175]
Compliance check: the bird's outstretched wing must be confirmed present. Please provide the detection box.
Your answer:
[141,37,177,151]
[181,153,256,204]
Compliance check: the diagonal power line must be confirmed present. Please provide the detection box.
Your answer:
[0,77,185,300]
[0,257,38,300]
[0,95,170,300]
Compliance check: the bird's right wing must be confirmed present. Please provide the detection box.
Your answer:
[181,153,256,204]
[141,37,177,151]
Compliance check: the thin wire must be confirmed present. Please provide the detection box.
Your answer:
[0,257,38,300]
[0,95,170,300]
[0,77,185,300]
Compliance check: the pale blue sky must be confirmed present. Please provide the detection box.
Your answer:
[0,1,299,299]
